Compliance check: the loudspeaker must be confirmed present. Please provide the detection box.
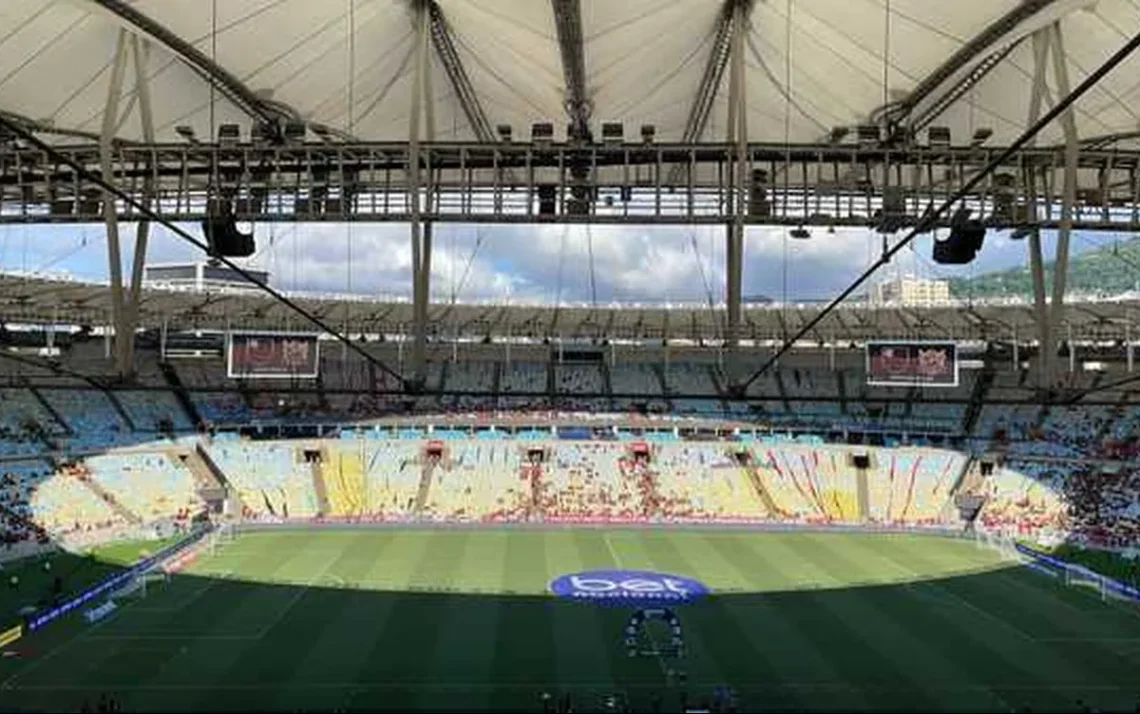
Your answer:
[933,219,985,264]
[201,214,255,257]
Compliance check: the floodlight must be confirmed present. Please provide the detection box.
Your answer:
[497,124,512,143]
[971,128,994,146]
[856,125,880,146]
[532,122,554,146]
[927,126,951,148]
[601,122,623,145]
[217,124,240,146]
[640,124,656,144]
[282,122,306,143]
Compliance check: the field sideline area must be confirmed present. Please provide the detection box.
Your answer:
[2,528,1140,713]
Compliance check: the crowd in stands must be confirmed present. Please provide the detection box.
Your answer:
[3,351,1140,562]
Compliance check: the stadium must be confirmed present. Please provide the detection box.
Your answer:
[2,0,1140,712]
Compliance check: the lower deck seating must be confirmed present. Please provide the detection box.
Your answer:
[322,441,423,518]
[79,451,203,523]
[207,442,318,518]
[422,444,528,520]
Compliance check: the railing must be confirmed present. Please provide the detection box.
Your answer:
[3,141,1138,229]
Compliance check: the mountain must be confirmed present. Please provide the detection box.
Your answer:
[948,236,1140,299]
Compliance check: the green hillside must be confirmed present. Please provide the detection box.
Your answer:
[949,237,1140,298]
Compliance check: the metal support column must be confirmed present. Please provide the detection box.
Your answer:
[1047,20,1079,389]
[408,1,432,387]
[101,29,130,376]
[724,0,747,383]
[1024,28,1052,386]
[120,34,156,377]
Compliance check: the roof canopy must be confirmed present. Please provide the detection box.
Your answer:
[2,0,1138,147]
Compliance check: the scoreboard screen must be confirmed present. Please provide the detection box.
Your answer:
[865,341,958,388]
[227,332,320,379]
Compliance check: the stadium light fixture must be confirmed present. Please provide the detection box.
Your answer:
[640,124,655,144]
[497,124,512,143]
[927,126,951,149]
[856,125,880,147]
[601,122,623,145]
[532,122,554,146]
[971,128,994,147]
[217,124,240,146]
[282,122,306,144]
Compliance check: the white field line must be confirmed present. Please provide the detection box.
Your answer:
[0,598,128,691]
[252,557,339,639]
[602,533,674,681]
[132,569,234,614]
[602,532,624,568]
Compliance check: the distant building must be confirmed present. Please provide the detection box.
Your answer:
[871,276,950,306]
[143,261,268,293]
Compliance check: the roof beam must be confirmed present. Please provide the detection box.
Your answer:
[551,0,590,140]
[680,1,736,144]
[426,2,495,142]
[85,0,349,138]
[886,0,1062,136]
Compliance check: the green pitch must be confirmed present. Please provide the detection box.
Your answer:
[3,528,1140,713]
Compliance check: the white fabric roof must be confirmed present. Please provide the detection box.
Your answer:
[1,0,1138,146]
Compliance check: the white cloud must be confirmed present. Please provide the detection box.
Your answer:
[0,221,1117,307]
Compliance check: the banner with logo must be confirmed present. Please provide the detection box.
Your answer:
[1015,543,1140,602]
[866,341,958,387]
[227,332,320,379]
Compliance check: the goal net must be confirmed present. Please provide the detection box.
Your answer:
[110,571,167,602]
[208,523,238,556]
[975,531,1019,561]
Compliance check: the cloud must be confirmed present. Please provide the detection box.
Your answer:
[0,221,1116,307]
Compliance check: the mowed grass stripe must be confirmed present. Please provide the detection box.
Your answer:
[336,531,442,712]
[753,535,943,712]
[149,533,360,712]
[418,531,510,712]
[264,532,409,713]
[874,539,1140,713]
[628,531,809,712]
[19,533,336,713]
[837,534,1042,710]
[5,529,1140,713]
[488,531,558,696]
[701,534,874,712]
[680,532,844,712]
[546,531,619,689]
[732,533,903,710]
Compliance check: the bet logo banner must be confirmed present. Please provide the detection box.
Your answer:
[548,570,710,606]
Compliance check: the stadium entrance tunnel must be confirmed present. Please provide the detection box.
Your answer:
[4,529,1140,714]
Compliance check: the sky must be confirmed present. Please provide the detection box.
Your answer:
[0,221,1128,306]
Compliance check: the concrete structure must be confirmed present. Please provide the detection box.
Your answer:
[872,277,951,307]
